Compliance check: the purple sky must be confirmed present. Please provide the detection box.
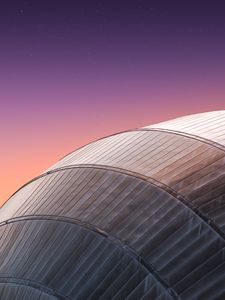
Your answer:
[0,1,225,204]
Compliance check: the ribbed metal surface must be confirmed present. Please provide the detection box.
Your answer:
[0,111,225,299]
[144,110,225,147]
[43,126,225,235]
[1,167,225,299]
[0,283,58,300]
[0,219,172,300]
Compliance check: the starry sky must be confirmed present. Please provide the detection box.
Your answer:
[0,1,225,205]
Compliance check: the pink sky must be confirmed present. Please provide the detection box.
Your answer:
[1,1,225,205]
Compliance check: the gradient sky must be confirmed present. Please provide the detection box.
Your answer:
[0,1,225,205]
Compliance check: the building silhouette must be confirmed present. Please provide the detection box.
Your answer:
[0,110,225,299]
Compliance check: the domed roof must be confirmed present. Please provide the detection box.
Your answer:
[0,111,225,299]
[144,110,225,148]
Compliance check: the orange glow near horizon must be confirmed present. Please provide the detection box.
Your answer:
[1,96,224,207]
[1,1,225,206]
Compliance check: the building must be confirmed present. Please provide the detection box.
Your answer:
[0,110,225,299]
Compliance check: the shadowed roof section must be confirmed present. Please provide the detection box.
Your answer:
[0,111,225,299]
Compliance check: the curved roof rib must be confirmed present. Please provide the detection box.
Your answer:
[0,111,225,299]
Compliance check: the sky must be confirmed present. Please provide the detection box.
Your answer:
[0,1,225,205]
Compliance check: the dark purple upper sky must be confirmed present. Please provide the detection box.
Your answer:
[1,1,225,71]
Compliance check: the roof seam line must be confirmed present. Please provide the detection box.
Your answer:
[44,164,225,241]
[0,277,71,300]
[0,215,178,300]
[56,125,225,164]
[138,128,225,152]
[4,163,225,242]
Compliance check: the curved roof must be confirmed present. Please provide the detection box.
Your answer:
[143,110,225,148]
[0,111,225,299]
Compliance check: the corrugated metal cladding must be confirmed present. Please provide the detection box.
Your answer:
[0,111,225,300]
